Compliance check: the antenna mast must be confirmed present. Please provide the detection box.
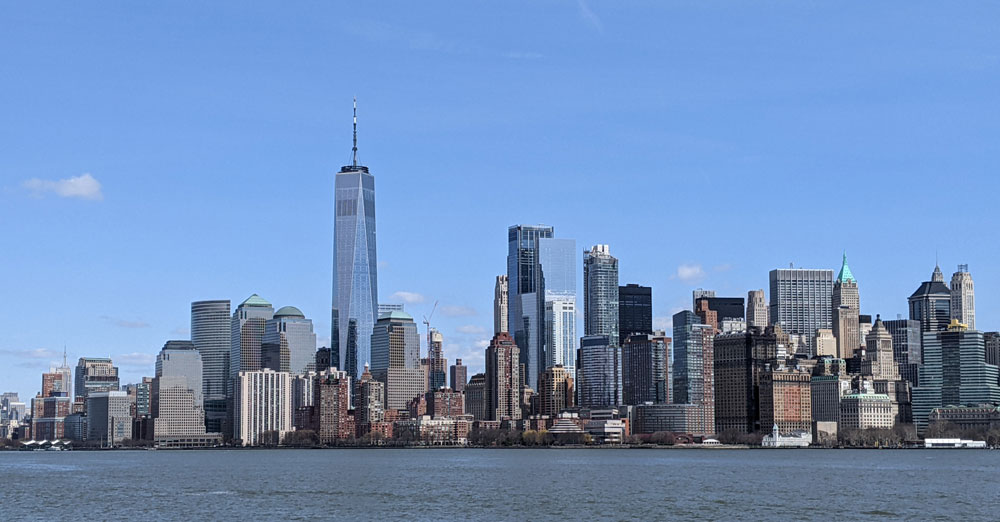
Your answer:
[352,97,358,167]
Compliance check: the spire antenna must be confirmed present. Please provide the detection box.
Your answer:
[352,96,358,168]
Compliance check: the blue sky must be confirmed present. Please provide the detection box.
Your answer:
[2,2,998,400]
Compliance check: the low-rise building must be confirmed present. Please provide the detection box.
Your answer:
[840,392,895,430]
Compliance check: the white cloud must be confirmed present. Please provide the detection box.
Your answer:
[672,264,706,283]
[389,291,425,304]
[23,173,103,201]
[653,316,673,332]
[475,340,490,349]
[441,305,476,317]
[577,0,604,33]
[0,348,62,360]
[100,315,151,329]
[116,352,156,368]
[456,325,487,335]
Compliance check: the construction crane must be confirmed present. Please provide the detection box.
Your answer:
[422,300,439,354]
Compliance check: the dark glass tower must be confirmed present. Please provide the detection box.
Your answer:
[619,284,652,339]
[908,265,951,336]
[507,224,554,390]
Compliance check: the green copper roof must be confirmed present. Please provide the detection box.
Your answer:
[274,306,305,318]
[378,310,413,321]
[240,293,271,307]
[836,252,855,283]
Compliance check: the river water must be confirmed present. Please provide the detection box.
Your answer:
[1,448,996,520]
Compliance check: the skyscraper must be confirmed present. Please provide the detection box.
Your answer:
[485,332,521,421]
[230,294,274,389]
[494,275,508,334]
[576,334,622,408]
[619,284,652,339]
[769,267,833,356]
[74,357,120,401]
[152,341,208,441]
[234,369,292,446]
[583,244,619,346]
[449,359,467,392]
[545,299,577,373]
[539,237,577,376]
[622,333,669,405]
[86,391,132,445]
[507,224,554,390]
[951,264,975,329]
[884,317,922,385]
[426,328,446,391]
[713,326,787,433]
[672,310,715,435]
[831,253,860,360]
[333,99,378,380]
[191,299,230,433]
[537,365,574,416]
[369,310,424,411]
[746,289,769,329]
[909,265,951,335]
[262,306,317,375]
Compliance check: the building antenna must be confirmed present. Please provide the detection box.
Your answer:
[63,345,67,368]
[352,96,358,168]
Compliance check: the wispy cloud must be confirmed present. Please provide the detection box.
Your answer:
[22,173,103,201]
[672,264,706,283]
[100,315,151,329]
[456,325,487,335]
[171,327,190,336]
[116,352,156,368]
[389,291,425,304]
[577,0,604,33]
[0,348,61,360]
[441,305,476,317]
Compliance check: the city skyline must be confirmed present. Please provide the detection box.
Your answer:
[3,3,1000,402]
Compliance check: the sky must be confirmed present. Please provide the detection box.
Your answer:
[2,2,999,400]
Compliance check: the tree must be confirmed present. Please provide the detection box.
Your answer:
[283,430,319,448]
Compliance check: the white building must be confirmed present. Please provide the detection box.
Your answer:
[950,265,975,330]
[839,392,895,430]
[762,423,811,447]
[153,341,208,441]
[235,369,292,446]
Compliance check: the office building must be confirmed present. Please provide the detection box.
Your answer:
[450,359,467,392]
[494,275,509,334]
[537,365,574,416]
[951,265,975,330]
[746,289,769,329]
[692,289,715,311]
[759,367,812,434]
[234,369,292,446]
[861,317,899,382]
[87,391,132,445]
[74,357,120,401]
[230,294,274,391]
[831,253,860,360]
[545,298,577,373]
[619,284,652,339]
[507,224,554,390]
[191,299,230,433]
[262,306,317,375]
[703,297,745,324]
[840,392,895,430]
[909,265,951,335]
[583,245,619,346]
[152,341,207,441]
[465,373,487,420]
[332,101,379,379]
[884,317,922,385]
[769,267,833,356]
[815,329,836,358]
[535,237,576,383]
[369,310,424,411]
[713,326,787,433]
[622,334,669,405]
[913,321,1000,432]
[576,334,622,408]
[31,368,72,440]
[694,298,718,332]
[485,332,521,421]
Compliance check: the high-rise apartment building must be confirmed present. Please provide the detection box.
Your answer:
[746,289,769,329]
[759,367,812,434]
[234,369,292,446]
[769,267,833,356]
[74,357,120,401]
[191,299,231,433]
[832,253,860,360]
[485,332,521,421]
[584,245,619,347]
[315,369,354,444]
[494,275,509,334]
[576,334,622,408]
[262,306,317,375]
[619,284,652,339]
[672,311,715,435]
[369,311,424,411]
[450,359,467,392]
[507,224,554,391]
[152,341,208,441]
[545,299,577,373]
[426,328,447,391]
[465,373,487,420]
[537,365,574,416]
[908,265,951,335]
[332,100,379,380]
[622,333,669,405]
[950,265,975,329]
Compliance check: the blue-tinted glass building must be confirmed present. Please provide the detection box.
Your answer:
[507,224,554,390]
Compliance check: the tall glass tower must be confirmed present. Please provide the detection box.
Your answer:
[333,99,378,379]
[191,299,231,433]
[507,224,554,390]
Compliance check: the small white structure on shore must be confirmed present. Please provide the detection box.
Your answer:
[762,423,811,448]
[924,438,987,448]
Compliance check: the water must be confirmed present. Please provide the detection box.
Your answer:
[1,448,997,520]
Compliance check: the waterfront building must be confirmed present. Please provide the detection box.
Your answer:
[191,299,231,433]
[291,371,317,430]
[426,388,465,419]
[632,403,702,434]
[839,392,895,430]
[234,369,292,446]
[74,357,120,401]
[30,367,71,440]
[583,244,619,347]
[912,320,1000,432]
[494,275,509,334]
[619,284,652,339]
[950,265,975,330]
[928,404,1000,431]
[86,391,132,445]
[465,373,487,420]
[712,326,787,433]
[884,318,922,386]
[315,369,354,444]
[909,265,951,335]
[262,306,317,375]
[769,267,833,356]
[152,341,207,442]
[332,101,379,379]
[537,365,574,416]
[622,334,669,405]
[746,289,769,329]
[507,224,554,391]
[759,367,812,434]
[485,332,521,421]
[426,328,447,391]
[761,423,811,447]
[811,371,850,428]
[577,335,622,408]
[370,310,424,411]
[449,359,467,392]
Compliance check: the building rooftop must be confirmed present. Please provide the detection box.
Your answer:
[378,310,413,321]
[836,252,855,283]
[909,280,951,299]
[274,306,305,318]
[240,294,272,307]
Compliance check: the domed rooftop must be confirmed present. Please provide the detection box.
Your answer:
[275,306,305,318]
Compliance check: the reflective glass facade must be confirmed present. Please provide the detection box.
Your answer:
[507,225,554,390]
[539,237,577,375]
[584,245,619,347]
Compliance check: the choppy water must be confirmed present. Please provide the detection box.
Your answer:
[1,448,997,520]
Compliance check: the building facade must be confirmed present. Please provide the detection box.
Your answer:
[262,306,317,375]
[74,357,120,401]
[153,341,207,441]
[234,369,292,446]
[537,365,574,416]
[370,311,424,411]
[507,225,554,390]
[450,359,467,392]
[769,268,833,356]
[950,265,975,330]
[191,299,231,433]
[619,284,652,339]
[622,333,669,405]
[576,335,622,408]
[746,289,769,329]
[583,244,619,347]
[908,265,952,335]
[86,391,132,445]
[494,275,509,334]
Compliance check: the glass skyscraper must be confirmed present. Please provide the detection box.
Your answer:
[576,334,622,408]
[507,224,554,390]
[539,237,577,375]
[191,299,231,433]
[333,102,378,379]
[263,306,317,375]
[584,245,619,347]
